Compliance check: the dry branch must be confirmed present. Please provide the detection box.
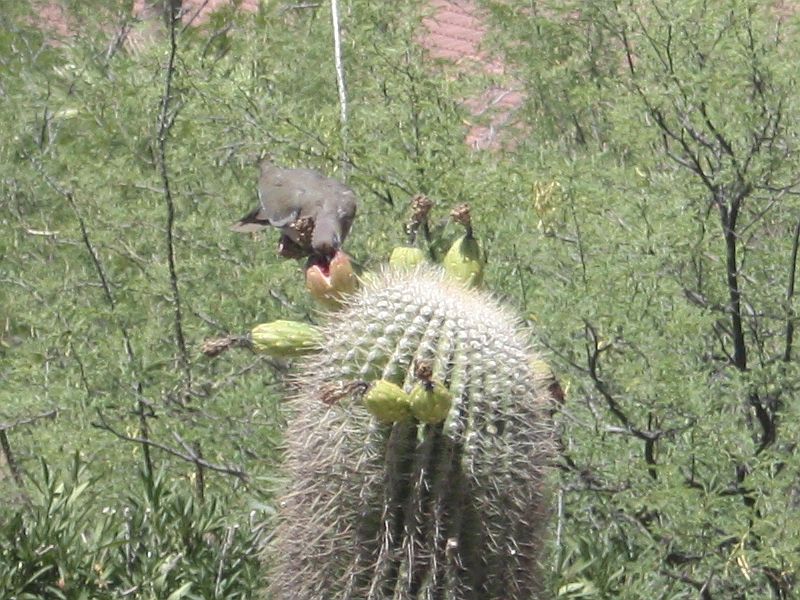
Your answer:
[157,0,193,403]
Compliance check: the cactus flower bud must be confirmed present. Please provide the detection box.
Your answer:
[442,234,484,288]
[389,246,426,270]
[409,380,453,425]
[363,379,412,424]
[305,250,358,309]
[250,320,323,358]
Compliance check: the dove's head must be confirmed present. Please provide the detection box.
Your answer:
[311,194,357,258]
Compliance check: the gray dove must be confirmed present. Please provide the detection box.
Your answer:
[231,160,357,258]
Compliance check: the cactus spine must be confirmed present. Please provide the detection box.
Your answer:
[268,266,554,599]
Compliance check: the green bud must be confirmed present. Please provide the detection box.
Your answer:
[389,246,426,270]
[442,234,484,288]
[363,379,412,424]
[250,320,323,358]
[409,380,453,425]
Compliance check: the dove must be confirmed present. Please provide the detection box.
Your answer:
[231,160,358,258]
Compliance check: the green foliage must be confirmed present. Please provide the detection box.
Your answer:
[485,0,800,596]
[0,454,264,598]
[4,0,800,597]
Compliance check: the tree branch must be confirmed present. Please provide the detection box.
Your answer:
[0,410,60,489]
[92,411,247,481]
[157,0,192,402]
[784,217,800,361]
[0,430,24,489]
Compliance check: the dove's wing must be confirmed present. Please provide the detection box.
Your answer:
[254,168,310,227]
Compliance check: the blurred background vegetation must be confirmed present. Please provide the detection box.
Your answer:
[2,0,800,597]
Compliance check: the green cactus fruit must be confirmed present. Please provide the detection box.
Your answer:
[408,380,452,424]
[442,233,484,287]
[363,379,412,424]
[267,266,554,600]
[389,245,426,270]
[250,320,322,358]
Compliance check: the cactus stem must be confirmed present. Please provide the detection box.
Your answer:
[405,194,434,245]
[268,267,553,599]
[200,334,249,357]
[450,203,474,239]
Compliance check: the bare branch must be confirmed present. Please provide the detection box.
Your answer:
[0,410,59,432]
[649,108,718,192]
[0,410,59,492]
[584,322,632,430]
[92,411,247,481]
[698,101,735,160]
[0,430,24,489]
[156,1,193,401]
[783,217,800,361]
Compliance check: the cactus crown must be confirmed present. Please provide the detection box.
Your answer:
[270,266,554,600]
[314,266,530,394]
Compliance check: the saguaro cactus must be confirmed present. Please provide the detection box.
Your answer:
[267,266,554,599]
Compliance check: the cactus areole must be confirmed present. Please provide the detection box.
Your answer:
[269,267,554,600]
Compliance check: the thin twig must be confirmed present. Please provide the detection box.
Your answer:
[157,1,193,401]
[193,440,205,502]
[0,430,24,488]
[554,486,564,570]
[0,408,58,491]
[784,217,800,361]
[92,411,247,481]
[215,525,237,596]
[181,0,211,32]
[0,409,59,432]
